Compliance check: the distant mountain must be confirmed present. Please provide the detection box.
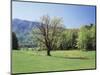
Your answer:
[12,19,39,32]
[12,19,39,46]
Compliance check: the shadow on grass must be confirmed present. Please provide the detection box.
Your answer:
[52,56,89,60]
[30,54,89,60]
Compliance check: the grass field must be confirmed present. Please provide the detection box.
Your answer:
[12,50,96,74]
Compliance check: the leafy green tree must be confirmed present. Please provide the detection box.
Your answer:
[32,15,64,56]
[59,29,78,50]
[77,24,96,50]
[90,25,96,50]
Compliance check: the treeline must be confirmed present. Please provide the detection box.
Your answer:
[12,24,96,51]
[36,24,96,51]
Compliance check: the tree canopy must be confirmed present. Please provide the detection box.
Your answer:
[32,15,64,56]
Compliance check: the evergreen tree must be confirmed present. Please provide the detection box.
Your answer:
[12,32,19,50]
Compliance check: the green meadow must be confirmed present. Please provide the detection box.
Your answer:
[12,50,96,74]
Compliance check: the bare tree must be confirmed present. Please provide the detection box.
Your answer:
[33,15,64,56]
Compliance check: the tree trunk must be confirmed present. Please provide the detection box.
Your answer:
[47,45,52,56]
[47,49,51,56]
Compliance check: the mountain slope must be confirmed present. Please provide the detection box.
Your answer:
[12,19,39,46]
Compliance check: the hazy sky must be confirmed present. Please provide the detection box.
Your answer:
[12,1,96,28]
